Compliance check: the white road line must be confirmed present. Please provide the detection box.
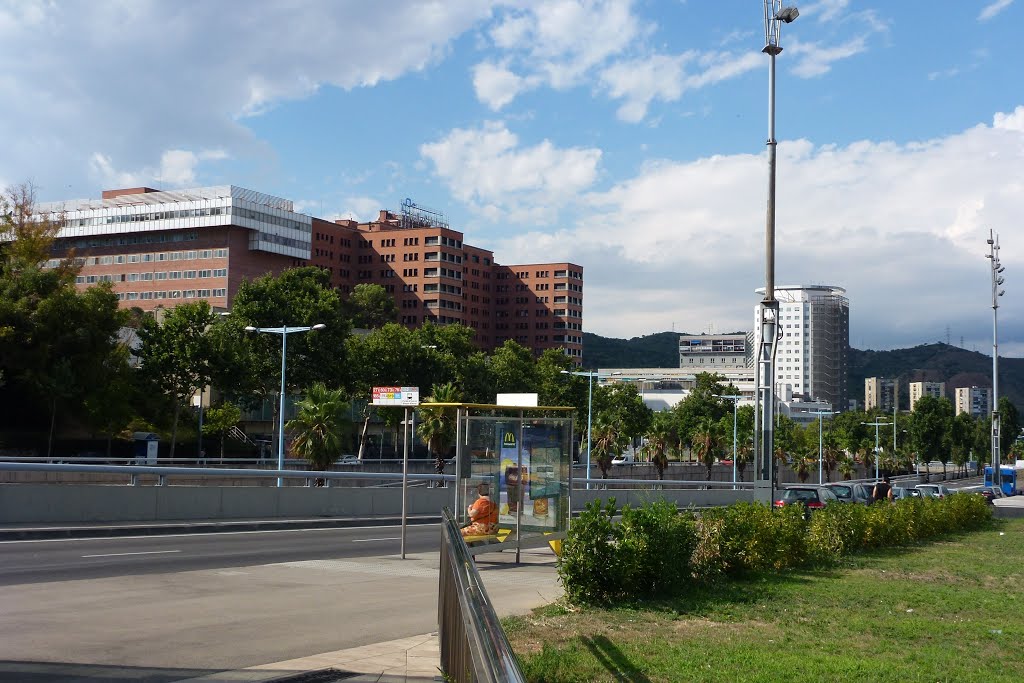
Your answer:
[0,523,439,545]
[351,537,401,542]
[82,550,182,558]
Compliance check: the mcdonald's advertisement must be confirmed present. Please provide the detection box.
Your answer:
[497,423,562,530]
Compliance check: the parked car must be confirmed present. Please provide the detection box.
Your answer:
[892,486,914,500]
[851,482,877,505]
[611,452,636,465]
[977,486,1003,504]
[915,483,953,498]
[774,486,840,518]
[336,454,361,465]
[824,483,854,503]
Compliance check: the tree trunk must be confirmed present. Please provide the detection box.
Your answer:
[47,397,57,460]
[357,409,371,460]
[170,401,181,460]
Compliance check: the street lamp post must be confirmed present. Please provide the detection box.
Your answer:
[810,410,833,485]
[715,394,743,488]
[862,419,891,481]
[245,323,326,487]
[561,369,604,488]
[986,229,1005,482]
[756,2,799,492]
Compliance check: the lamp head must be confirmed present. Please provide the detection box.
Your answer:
[311,323,326,331]
[244,326,257,332]
[774,6,800,22]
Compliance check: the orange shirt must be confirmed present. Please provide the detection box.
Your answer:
[468,495,498,526]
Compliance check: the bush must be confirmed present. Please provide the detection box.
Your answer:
[559,492,993,606]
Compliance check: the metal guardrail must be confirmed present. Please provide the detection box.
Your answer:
[438,507,524,683]
[0,461,455,487]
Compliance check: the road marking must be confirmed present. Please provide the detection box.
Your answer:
[82,550,182,558]
[352,537,401,543]
[0,523,439,545]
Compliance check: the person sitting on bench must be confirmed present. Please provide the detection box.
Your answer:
[461,482,499,538]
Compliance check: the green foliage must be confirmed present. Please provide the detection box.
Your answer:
[345,283,398,329]
[286,383,352,473]
[560,493,993,607]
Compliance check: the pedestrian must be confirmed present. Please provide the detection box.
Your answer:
[872,475,894,503]
[461,482,498,538]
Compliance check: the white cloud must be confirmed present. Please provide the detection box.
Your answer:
[492,107,1024,350]
[600,54,690,123]
[419,121,601,222]
[979,0,1014,22]
[0,1,500,199]
[472,61,533,110]
[788,36,868,78]
[88,149,229,189]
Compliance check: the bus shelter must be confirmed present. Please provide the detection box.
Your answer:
[444,404,574,559]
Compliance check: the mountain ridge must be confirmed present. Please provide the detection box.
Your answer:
[583,332,1023,408]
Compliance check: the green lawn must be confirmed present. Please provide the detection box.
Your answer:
[503,518,1024,682]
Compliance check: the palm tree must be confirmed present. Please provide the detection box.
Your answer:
[822,442,842,483]
[838,456,856,481]
[735,442,752,482]
[642,419,672,480]
[692,418,722,482]
[591,419,626,480]
[417,381,460,486]
[793,451,816,483]
[286,383,351,484]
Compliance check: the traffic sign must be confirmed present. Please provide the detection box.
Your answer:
[372,386,420,406]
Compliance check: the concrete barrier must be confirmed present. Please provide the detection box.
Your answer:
[0,484,457,524]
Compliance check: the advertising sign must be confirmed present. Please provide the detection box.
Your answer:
[372,386,420,406]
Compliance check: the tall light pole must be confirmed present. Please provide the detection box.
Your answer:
[561,369,603,487]
[862,419,891,481]
[986,229,1005,482]
[245,323,326,487]
[756,2,799,492]
[715,395,743,488]
[810,410,833,484]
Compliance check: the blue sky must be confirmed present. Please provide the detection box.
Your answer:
[2,0,1021,356]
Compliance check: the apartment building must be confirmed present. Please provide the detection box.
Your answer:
[955,386,992,418]
[865,377,899,413]
[909,381,945,411]
[754,285,849,409]
[36,186,583,359]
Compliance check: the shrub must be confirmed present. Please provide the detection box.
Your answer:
[617,500,697,597]
[557,498,621,605]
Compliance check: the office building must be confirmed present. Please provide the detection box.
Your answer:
[34,186,583,358]
[909,381,945,411]
[678,333,751,370]
[955,386,992,418]
[754,285,849,410]
[865,377,899,413]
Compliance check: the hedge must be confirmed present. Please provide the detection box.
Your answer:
[557,493,993,605]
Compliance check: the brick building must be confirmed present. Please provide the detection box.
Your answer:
[37,186,583,359]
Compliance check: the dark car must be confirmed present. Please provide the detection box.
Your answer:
[977,486,1003,504]
[851,482,877,505]
[774,486,839,518]
[824,483,854,503]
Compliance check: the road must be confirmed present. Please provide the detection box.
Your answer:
[0,524,455,681]
[0,523,440,586]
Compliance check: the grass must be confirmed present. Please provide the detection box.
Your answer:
[503,518,1024,683]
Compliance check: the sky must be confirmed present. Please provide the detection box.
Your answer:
[2,0,1022,356]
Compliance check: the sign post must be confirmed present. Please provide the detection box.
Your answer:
[373,387,419,558]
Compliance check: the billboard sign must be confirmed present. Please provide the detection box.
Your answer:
[372,386,420,406]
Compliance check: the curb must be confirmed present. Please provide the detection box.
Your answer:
[0,515,442,541]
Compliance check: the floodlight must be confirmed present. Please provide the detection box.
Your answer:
[774,7,800,22]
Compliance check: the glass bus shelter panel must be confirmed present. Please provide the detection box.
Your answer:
[455,413,573,538]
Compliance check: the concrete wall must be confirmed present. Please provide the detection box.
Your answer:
[0,484,457,524]
[0,483,765,524]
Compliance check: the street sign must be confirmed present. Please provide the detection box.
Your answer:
[372,386,419,406]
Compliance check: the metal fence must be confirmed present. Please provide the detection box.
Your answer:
[438,507,524,683]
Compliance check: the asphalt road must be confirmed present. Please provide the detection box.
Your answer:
[0,524,440,587]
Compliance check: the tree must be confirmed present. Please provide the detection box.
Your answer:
[418,382,460,485]
[590,418,626,480]
[691,417,723,482]
[671,372,731,448]
[229,267,351,448]
[287,383,352,482]
[998,398,1021,463]
[838,456,856,480]
[345,283,398,329]
[593,383,652,452]
[487,340,537,394]
[910,395,954,479]
[203,402,243,462]
[136,301,217,459]
[734,404,755,481]
[643,411,674,480]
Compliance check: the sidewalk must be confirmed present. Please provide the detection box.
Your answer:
[174,547,563,683]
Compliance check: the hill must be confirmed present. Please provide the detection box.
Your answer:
[583,334,1023,408]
